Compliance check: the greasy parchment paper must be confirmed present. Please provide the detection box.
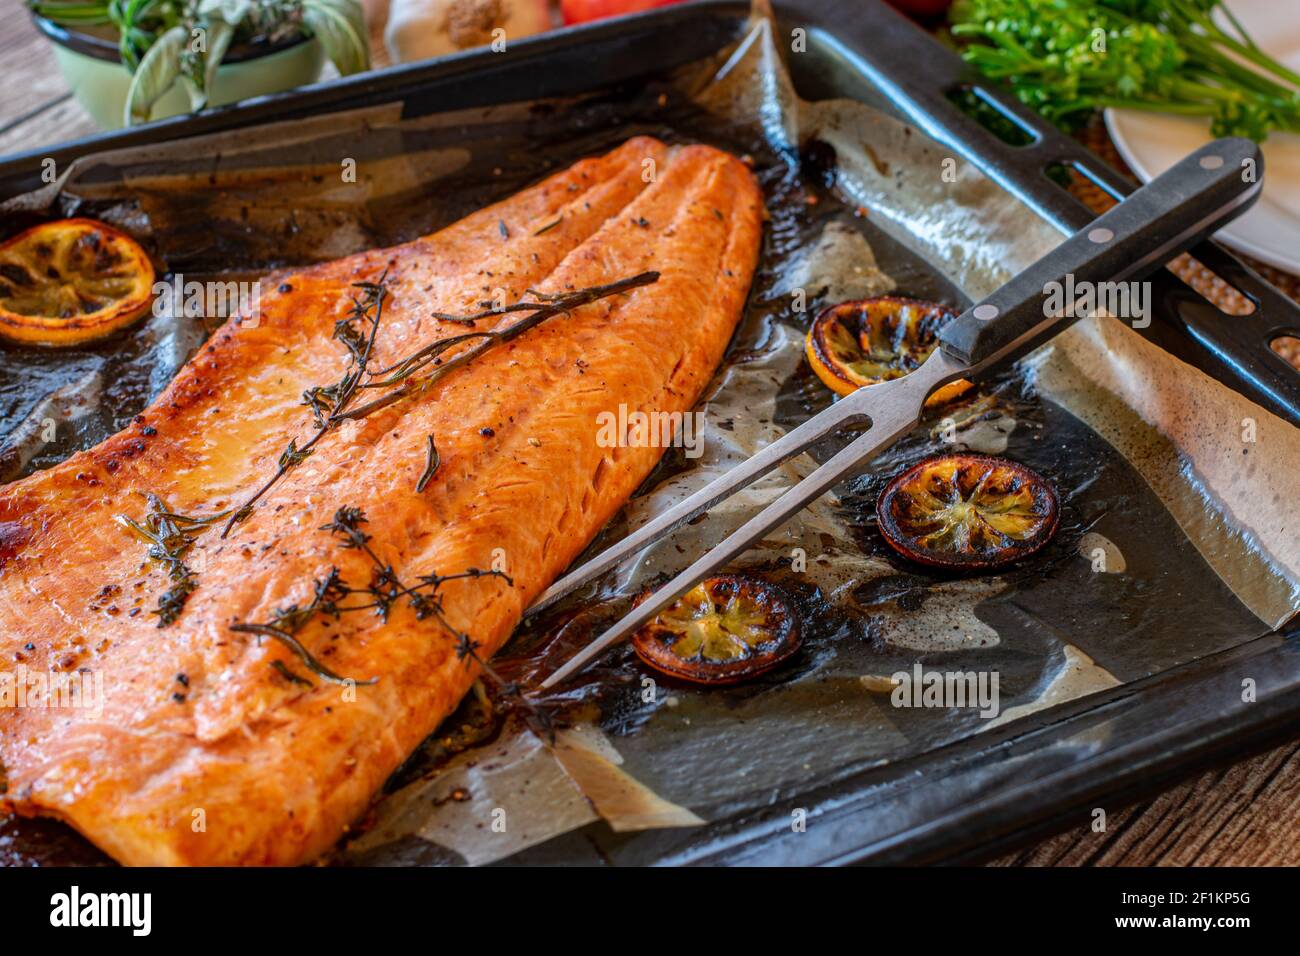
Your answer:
[1,3,1296,866]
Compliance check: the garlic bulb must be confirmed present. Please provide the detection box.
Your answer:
[385,0,554,63]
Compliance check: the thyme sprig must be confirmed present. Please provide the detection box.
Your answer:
[225,270,659,522]
[216,267,658,712]
[318,507,512,625]
[229,563,373,687]
[231,507,519,697]
[116,494,231,627]
[228,561,369,686]
[339,271,660,422]
[220,271,390,538]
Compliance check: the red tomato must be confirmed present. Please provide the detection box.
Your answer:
[561,0,684,26]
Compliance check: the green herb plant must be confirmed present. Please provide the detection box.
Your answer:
[950,0,1300,139]
[29,0,369,125]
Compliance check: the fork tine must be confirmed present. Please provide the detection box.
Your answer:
[524,386,875,617]
[536,426,889,688]
[533,359,950,689]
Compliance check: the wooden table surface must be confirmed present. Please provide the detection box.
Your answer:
[1,0,1297,867]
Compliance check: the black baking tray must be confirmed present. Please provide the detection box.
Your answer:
[1,0,1298,866]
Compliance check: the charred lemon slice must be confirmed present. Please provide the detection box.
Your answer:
[631,574,801,685]
[877,454,1059,570]
[805,296,971,406]
[0,218,155,346]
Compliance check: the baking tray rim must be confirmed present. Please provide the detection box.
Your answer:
[0,0,1297,866]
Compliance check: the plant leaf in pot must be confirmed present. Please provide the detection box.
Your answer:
[125,23,188,124]
[300,0,370,76]
[29,0,372,127]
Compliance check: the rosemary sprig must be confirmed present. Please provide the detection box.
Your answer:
[339,271,660,422]
[220,271,390,538]
[116,494,230,627]
[416,434,440,493]
[365,331,491,388]
[533,216,563,236]
[271,659,314,687]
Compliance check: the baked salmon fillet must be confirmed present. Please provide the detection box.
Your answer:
[0,137,763,865]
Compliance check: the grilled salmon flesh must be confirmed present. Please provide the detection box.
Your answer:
[0,137,764,865]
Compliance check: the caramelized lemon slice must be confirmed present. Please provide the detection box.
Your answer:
[631,574,801,685]
[805,296,972,406]
[876,454,1059,570]
[0,218,155,346]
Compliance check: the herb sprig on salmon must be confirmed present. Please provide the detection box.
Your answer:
[0,137,764,865]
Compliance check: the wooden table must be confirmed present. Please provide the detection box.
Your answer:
[2,0,1297,867]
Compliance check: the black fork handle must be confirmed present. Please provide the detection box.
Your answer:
[939,137,1263,373]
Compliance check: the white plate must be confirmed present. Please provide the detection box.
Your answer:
[1104,0,1300,273]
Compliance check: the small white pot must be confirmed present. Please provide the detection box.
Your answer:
[34,15,327,130]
